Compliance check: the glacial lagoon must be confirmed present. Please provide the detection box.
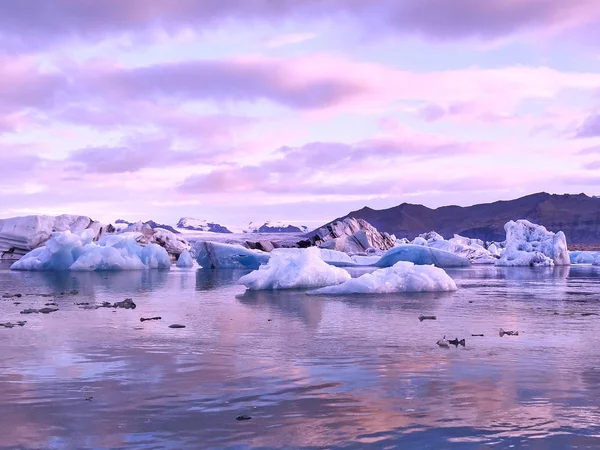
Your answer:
[2,262,600,449]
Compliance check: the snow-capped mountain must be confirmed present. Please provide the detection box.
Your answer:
[176,218,232,234]
[245,221,308,234]
[114,219,180,234]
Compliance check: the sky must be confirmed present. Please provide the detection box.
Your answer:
[1,0,600,227]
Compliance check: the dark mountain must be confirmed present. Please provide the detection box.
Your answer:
[325,192,600,243]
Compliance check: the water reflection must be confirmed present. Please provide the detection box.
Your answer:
[2,265,600,448]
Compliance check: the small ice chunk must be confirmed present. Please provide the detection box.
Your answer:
[238,247,351,290]
[176,249,194,268]
[308,261,457,295]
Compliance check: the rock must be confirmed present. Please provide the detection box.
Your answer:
[418,315,437,322]
[236,415,252,421]
[448,338,466,347]
[582,312,599,316]
[45,302,58,306]
[113,298,136,309]
[169,324,186,329]
[39,307,59,314]
[140,316,162,322]
[471,334,484,337]
[499,328,519,337]
[20,308,38,314]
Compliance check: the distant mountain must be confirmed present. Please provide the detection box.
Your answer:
[246,221,308,234]
[324,193,600,244]
[176,218,232,234]
[115,219,180,234]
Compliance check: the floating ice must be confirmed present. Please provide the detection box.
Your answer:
[374,244,470,268]
[195,241,270,269]
[11,231,171,271]
[176,249,195,268]
[497,220,569,267]
[570,251,600,265]
[428,234,497,264]
[238,247,351,290]
[308,261,457,295]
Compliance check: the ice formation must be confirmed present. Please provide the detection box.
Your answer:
[238,247,351,290]
[374,245,470,268]
[569,251,600,264]
[122,222,190,256]
[0,215,104,260]
[312,217,396,253]
[195,241,270,269]
[428,234,497,264]
[11,231,171,271]
[176,249,195,268]
[496,220,569,267]
[308,261,458,295]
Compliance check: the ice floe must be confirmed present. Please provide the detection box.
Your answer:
[308,261,457,295]
[238,247,351,290]
[374,245,470,268]
[11,231,171,271]
[176,249,195,268]
[496,220,569,267]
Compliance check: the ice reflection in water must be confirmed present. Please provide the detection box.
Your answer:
[1,262,600,448]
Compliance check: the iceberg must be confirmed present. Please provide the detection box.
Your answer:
[308,261,457,295]
[570,251,600,265]
[195,241,270,269]
[496,220,569,267]
[312,217,396,253]
[122,221,190,256]
[176,249,195,268]
[238,247,351,290]
[428,234,497,264]
[11,231,171,271]
[374,244,470,268]
[0,214,104,260]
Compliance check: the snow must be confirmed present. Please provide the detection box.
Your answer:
[176,249,195,268]
[177,217,232,234]
[245,221,308,234]
[375,244,470,268]
[0,215,104,260]
[195,241,270,269]
[496,220,570,267]
[411,237,428,246]
[238,247,351,290]
[307,261,458,295]
[11,231,171,271]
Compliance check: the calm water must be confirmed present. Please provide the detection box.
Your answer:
[1,262,600,449]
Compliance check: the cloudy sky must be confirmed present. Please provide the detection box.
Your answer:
[2,0,600,227]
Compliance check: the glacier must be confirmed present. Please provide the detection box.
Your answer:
[238,247,351,290]
[308,261,458,295]
[496,220,569,267]
[11,230,171,271]
[375,245,470,268]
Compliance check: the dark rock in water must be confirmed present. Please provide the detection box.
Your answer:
[499,328,519,337]
[75,302,90,306]
[45,302,58,306]
[236,415,252,421]
[84,397,93,401]
[2,293,22,299]
[113,298,136,309]
[0,321,24,328]
[471,334,484,337]
[140,316,162,322]
[418,315,437,322]
[581,312,599,316]
[20,307,58,314]
[169,324,186,329]
[13,302,21,305]
[448,338,466,347]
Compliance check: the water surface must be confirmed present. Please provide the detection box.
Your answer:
[1,262,600,449]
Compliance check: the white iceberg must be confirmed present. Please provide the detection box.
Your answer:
[11,231,171,271]
[496,220,569,267]
[428,234,497,264]
[375,244,470,268]
[238,247,351,290]
[176,249,195,268]
[313,217,396,253]
[0,214,105,260]
[308,261,458,295]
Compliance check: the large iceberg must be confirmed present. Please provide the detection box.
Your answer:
[428,235,498,264]
[375,244,470,268]
[496,220,569,267]
[238,247,351,290]
[0,215,104,260]
[123,221,190,256]
[11,230,171,271]
[312,217,396,253]
[308,261,457,295]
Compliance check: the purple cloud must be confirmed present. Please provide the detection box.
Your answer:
[0,0,597,51]
[575,113,600,138]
